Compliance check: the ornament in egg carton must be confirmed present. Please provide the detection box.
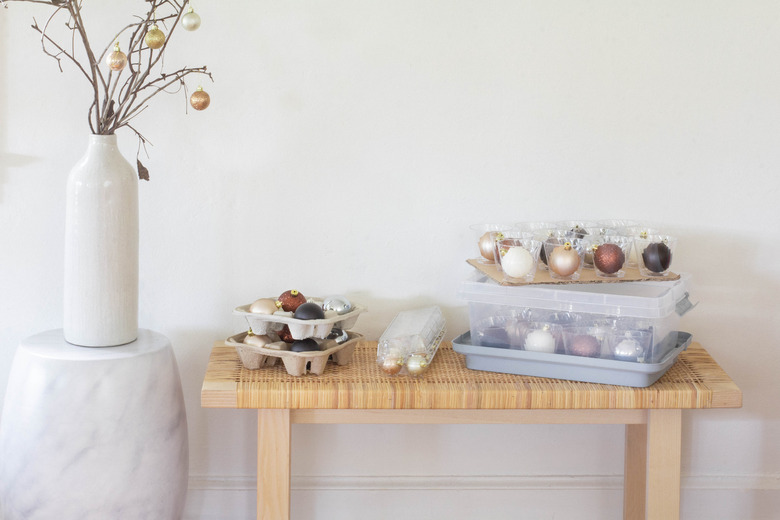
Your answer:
[377,306,446,377]
[229,290,366,376]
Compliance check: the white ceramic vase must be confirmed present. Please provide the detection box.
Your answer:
[64,134,139,347]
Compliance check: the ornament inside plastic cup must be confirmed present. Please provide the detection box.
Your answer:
[592,235,632,278]
[469,223,512,264]
[562,326,607,358]
[496,237,541,283]
[542,232,586,281]
[490,230,531,269]
[555,220,599,240]
[523,322,562,353]
[619,225,666,268]
[634,234,677,277]
[607,329,652,363]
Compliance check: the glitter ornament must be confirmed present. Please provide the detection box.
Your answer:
[594,243,625,275]
[181,7,202,31]
[569,334,601,357]
[144,24,166,49]
[190,86,211,111]
[277,290,306,312]
[277,325,294,343]
[106,42,127,71]
[548,242,580,277]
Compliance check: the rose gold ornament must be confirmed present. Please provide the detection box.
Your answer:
[478,232,498,262]
[106,42,127,71]
[190,86,211,111]
[249,298,279,314]
[380,357,403,375]
[549,242,580,277]
[145,24,166,49]
[244,329,273,348]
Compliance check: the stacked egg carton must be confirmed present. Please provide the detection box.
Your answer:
[227,292,366,376]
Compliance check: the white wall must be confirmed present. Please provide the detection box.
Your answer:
[2,1,779,518]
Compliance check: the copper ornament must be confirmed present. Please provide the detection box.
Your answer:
[190,87,211,111]
[593,243,625,274]
[277,290,307,312]
[548,242,580,277]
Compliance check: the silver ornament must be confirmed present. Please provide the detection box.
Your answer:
[322,295,352,315]
[182,8,202,31]
[612,338,643,361]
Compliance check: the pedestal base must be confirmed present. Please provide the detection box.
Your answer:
[0,329,188,520]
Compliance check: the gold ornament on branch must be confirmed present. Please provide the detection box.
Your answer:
[190,86,210,111]
[2,0,214,180]
[144,23,166,49]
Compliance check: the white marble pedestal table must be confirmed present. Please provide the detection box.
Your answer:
[0,329,188,520]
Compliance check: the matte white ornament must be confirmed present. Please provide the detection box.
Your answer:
[64,134,138,347]
[524,329,556,353]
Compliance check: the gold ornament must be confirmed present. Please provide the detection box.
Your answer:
[106,42,127,71]
[145,24,166,49]
[190,86,211,110]
[478,232,495,262]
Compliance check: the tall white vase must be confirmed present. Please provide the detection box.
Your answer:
[64,134,139,347]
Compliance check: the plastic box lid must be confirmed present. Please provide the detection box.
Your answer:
[457,272,691,319]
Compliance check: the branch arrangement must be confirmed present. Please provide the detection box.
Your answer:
[2,0,213,179]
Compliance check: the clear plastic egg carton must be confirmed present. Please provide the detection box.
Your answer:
[226,330,363,376]
[377,306,446,377]
[234,298,365,340]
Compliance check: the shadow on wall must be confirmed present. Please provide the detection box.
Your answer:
[0,13,38,204]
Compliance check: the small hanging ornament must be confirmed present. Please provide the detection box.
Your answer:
[106,41,127,71]
[145,24,166,49]
[181,7,202,31]
[190,86,211,111]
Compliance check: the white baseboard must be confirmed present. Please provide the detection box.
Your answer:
[184,473,780,519]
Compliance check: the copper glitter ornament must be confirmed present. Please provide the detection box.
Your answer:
[277,290,306,312]
[144,24,166,49]
[593,243,625,274]
[277,325,294,343]
[190,86,211,111]
[106,42,127,71]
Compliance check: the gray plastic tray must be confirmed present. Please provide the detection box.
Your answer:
[452,331,692,388]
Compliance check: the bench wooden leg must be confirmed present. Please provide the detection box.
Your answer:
[645,409,681,520]
[258,409,291,520]
[624,423,648,520]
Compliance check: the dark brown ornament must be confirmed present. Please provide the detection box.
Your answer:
[593,243,625,274]
[642,242,672,273]
[290,338,319,352]
[277,290,307,312]
[293,302,325,320]
[277,325,294,343]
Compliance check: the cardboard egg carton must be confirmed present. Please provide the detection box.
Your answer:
[234,298,365,340]
[226,331,363,376]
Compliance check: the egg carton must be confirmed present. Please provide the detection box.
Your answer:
[234,299,366,340]
[226,331,363,376]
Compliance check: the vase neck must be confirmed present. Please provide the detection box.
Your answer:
[88,134,118,147]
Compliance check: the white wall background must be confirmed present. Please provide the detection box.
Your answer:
[1,1,779,518]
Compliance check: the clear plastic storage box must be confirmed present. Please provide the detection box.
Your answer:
[457,272,694,365]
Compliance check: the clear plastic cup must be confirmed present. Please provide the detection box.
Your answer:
[634,235,677,276]
[562,326,607,358]
[607,329,653,362]
[523,322,562,353]
[470,223,513,264]
[542,231,586,281]
[496,237,541,283]
[591,235,633,278]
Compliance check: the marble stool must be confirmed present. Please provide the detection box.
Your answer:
[0,329,188,520]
